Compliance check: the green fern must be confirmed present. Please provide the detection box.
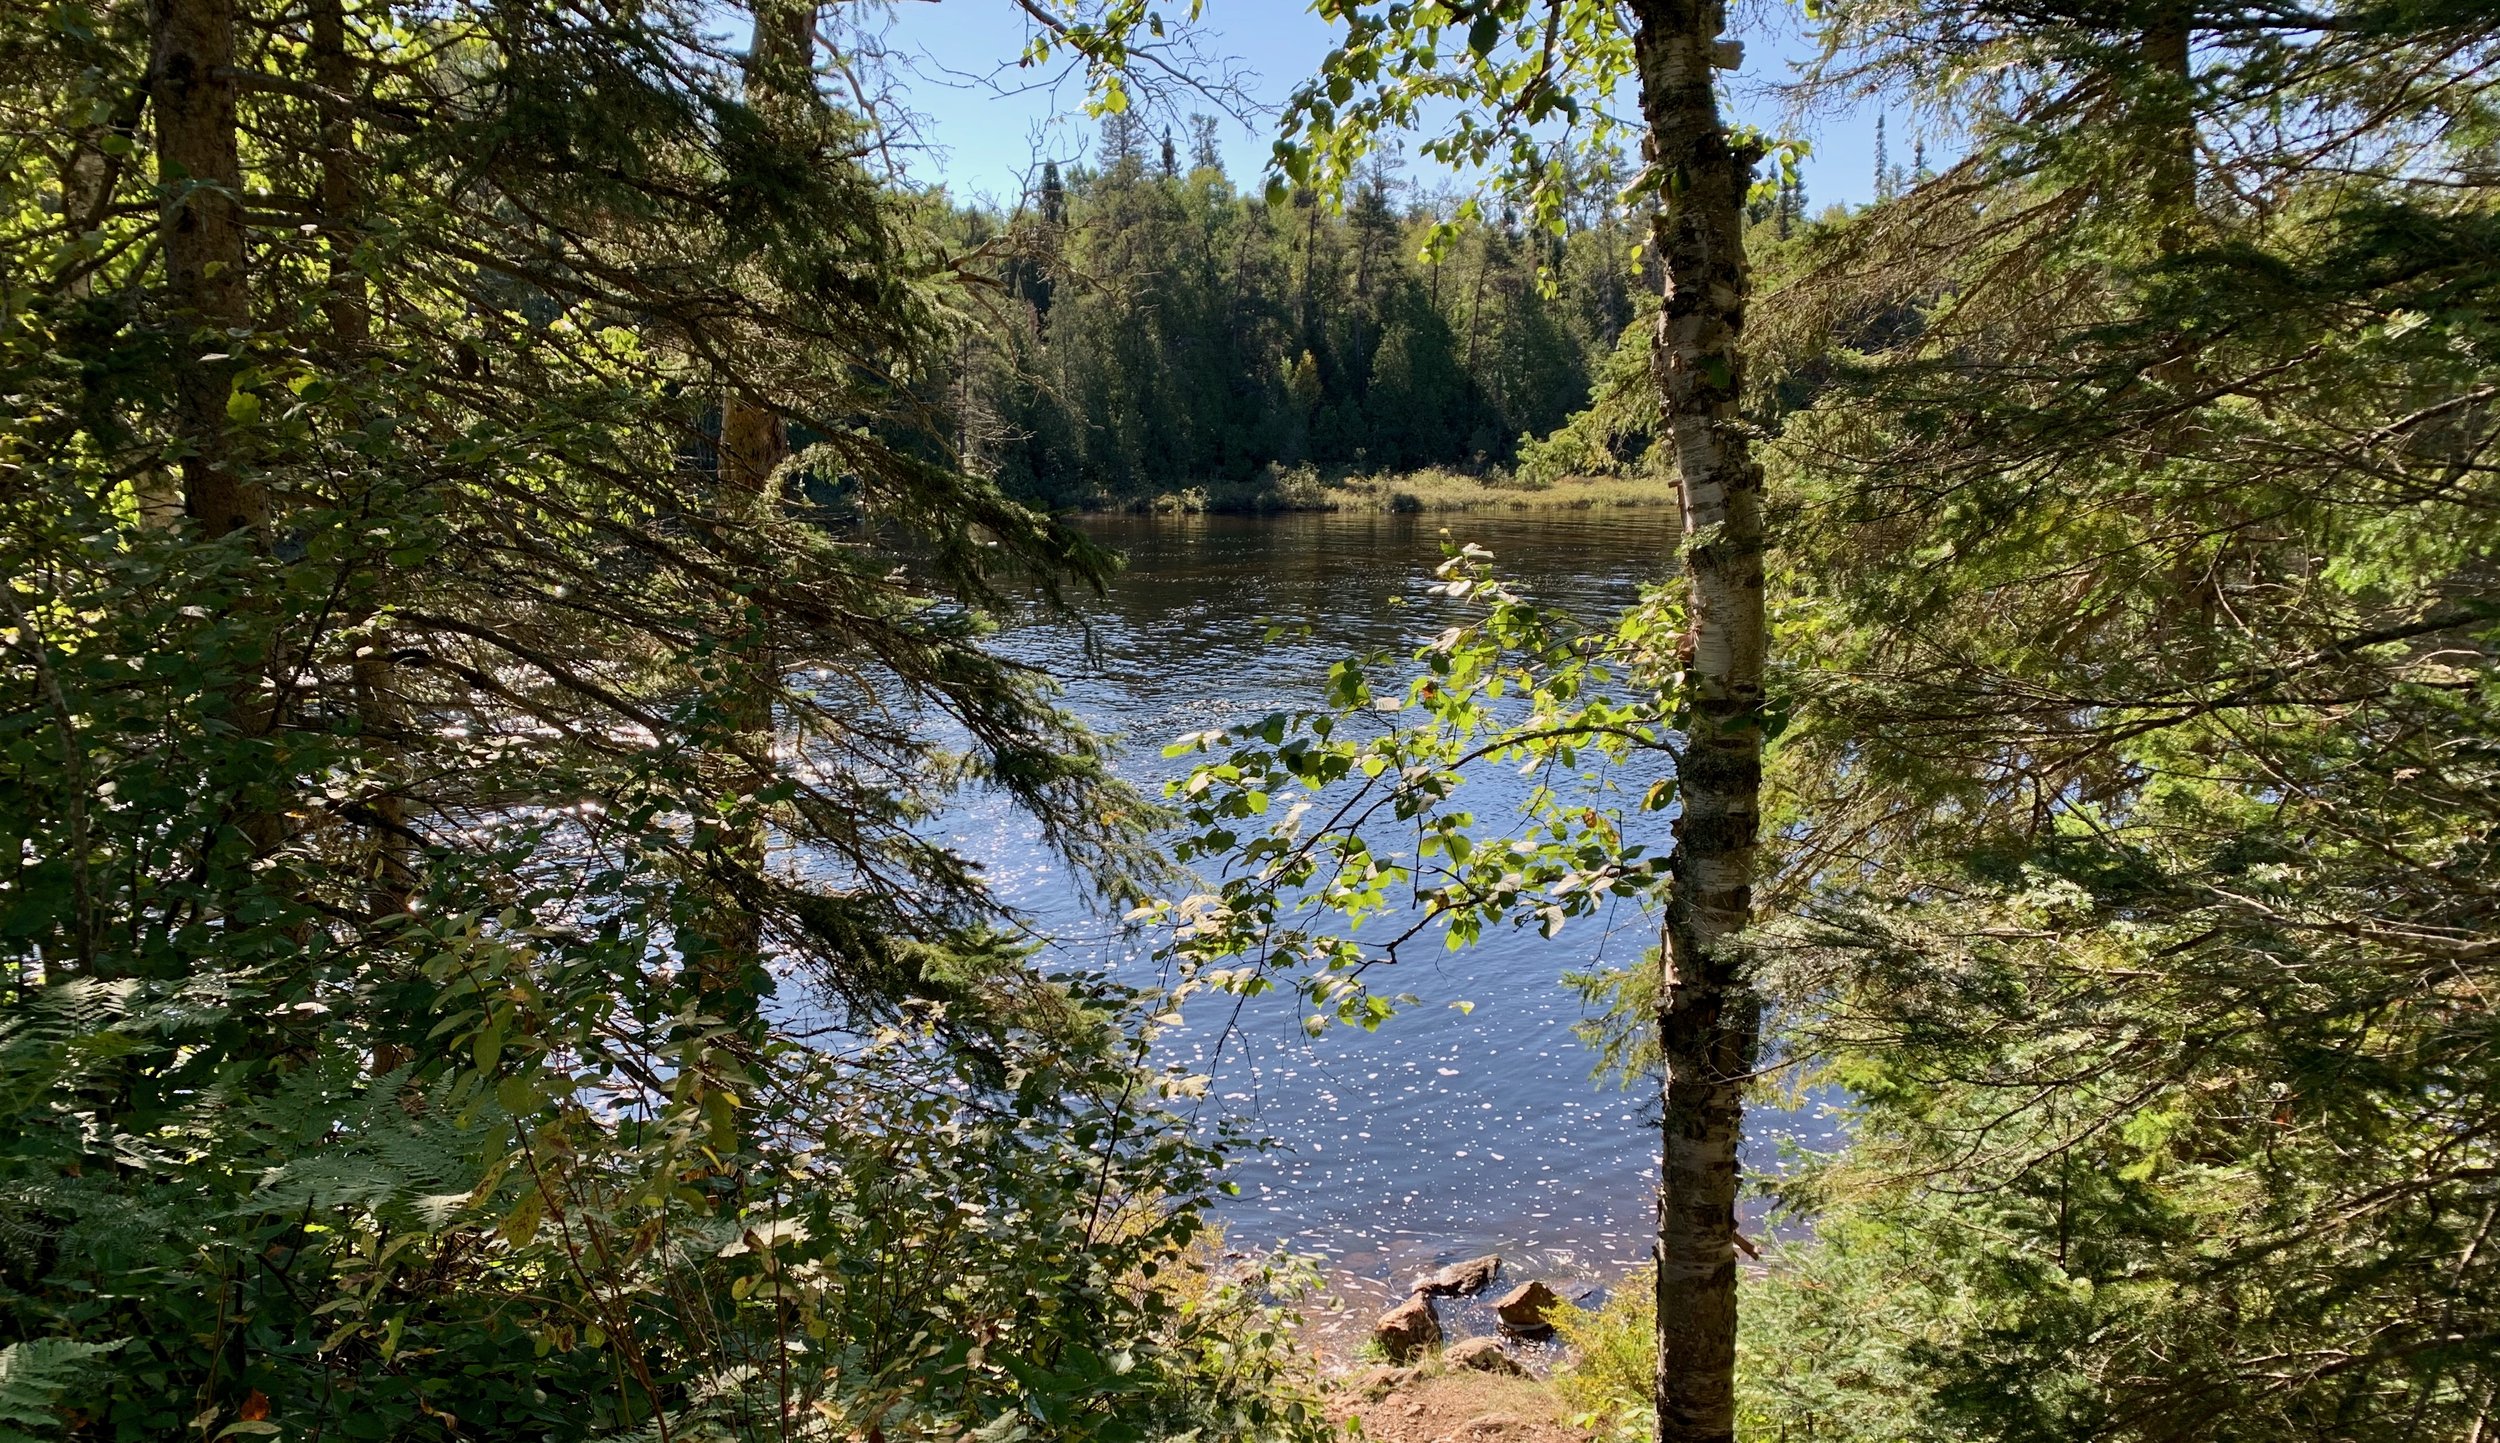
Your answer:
[0,1338,125,1440]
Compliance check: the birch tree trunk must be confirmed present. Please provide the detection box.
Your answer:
[1628,2,1767,1441]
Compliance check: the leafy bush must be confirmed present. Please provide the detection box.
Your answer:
[1552,1270,1654,1441]
[1550,1241,1962,1443]
[0,913,1329,1439]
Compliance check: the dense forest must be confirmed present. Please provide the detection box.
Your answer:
[1,0,2493,1441]
[934,117,1653,506]
[0,0,1318,1437]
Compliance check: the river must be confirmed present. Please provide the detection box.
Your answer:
[947,510,1841,1345]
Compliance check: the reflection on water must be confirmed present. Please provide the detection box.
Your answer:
[945,510,1843,1346]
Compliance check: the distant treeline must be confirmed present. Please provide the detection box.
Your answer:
[932,117,1661,506]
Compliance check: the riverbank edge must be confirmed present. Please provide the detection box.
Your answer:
[1059,468,1677,516]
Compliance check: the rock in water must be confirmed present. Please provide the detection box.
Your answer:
[1446,1336,1528,1376]
[1493,1280,1560,1334]
[1373,1293,1441,1361]
[1414,1253,1502,1296]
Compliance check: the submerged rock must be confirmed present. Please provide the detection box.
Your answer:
[1446,1336,1528,1376]
[1374,1292,1441,1360]
[1493,1280,1561,1335]
[1413,1253,1502,1296]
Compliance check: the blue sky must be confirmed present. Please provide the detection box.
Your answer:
[860,1,1899,215]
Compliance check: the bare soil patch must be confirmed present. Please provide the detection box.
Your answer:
[1325,1365,1590,1443]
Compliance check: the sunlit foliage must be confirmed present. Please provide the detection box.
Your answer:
[0,0,1324,1436]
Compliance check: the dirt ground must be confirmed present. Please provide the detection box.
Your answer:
[1325,1364,1590,1443]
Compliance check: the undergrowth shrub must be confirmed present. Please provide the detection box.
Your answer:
[1552,1269,1654,1442]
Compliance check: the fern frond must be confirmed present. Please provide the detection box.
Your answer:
[0,1338,125,1435]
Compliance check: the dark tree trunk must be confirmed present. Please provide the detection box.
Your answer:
[2142,5,2195,253]
[312,0,416,935]
[1628,2,1767,1441]
[700,0,815,1003]
[155,0,292,875]
[313,0,368,350]
[152,0,259,537]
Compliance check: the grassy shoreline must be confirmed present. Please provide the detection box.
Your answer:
[1061,466,1679,516]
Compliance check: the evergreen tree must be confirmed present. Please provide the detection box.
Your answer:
[1039,156,1069,224]
[1731,1,2500,1438]
[937,120,1622,504]
[0,0,1322,1436]
[1098,108,1147,171]
[1189,112,1224,172]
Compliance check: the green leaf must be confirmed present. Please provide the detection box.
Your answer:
[0,1339,125,1430]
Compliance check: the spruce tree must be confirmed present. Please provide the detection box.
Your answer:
[0,0,1321,1435]
[1734,1,2500,1437]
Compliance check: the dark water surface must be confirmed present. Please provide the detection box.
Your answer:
[947,511,1839,1341]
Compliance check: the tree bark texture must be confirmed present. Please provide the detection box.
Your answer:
[717,0,812,523]
[154,0,293,874]
[151,0,262,536]
[2141,4,2196,253]
[312,0,369,349]
[1629,2,1767,1441]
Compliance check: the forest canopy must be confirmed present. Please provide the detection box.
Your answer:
[929,117,1646,506]
[0,0,1321,1437]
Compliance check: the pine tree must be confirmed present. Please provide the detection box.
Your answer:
[1098,108,1146,171]
[938,155,1612,498]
